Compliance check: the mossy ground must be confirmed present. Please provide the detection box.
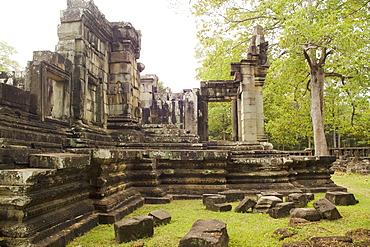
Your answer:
[67,172,370,247]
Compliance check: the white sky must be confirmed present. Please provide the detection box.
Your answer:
[0,0,199,92]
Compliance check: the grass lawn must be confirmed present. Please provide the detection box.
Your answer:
[67,172,370,247]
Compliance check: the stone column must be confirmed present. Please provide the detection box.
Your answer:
[239,59,258,142]
[255,77,267,141]
[231,99,239,141]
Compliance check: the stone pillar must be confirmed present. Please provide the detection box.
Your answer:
[231,99,238,141]
[198,83,208,141]
[140,74,158,124]
[239,59,258,141]
[255,77,267,141]
[234,25,269,142]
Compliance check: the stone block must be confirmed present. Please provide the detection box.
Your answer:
[179,219,229,247]
[260,192,284,200]
[57,22,83,39]
[234,196,257,213]
[268,202,295,219]
[290,208,322,221]
[305,193,315,201]
[253,196,282,213]
[29,153,90,169]
[145,196,172,204]
[325,191,358,206]
[202,194,220,205]
[219,189,245,202]
[211,203,232,212]
[114,215,154,243]
[204,195,226,207]
[287,193,308,208]
[313,198,342,220]
[148,210,171,226]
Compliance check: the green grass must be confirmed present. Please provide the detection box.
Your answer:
[67,172,370,247]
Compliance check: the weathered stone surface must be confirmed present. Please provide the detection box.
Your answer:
[204,195,226,208]
[260,192,284,200]
[287,193,308,208]
[202,194,221,205]
[114,215,154,243]
[253,196,283,213]
[305,193,315,201]
[268,202,295,218]
[234,196,257,213]
[179,219,229,247]
[325,191,358,206]
[290,208,322,221]
[148,209,171,226]
[145,196,172,204]
[313,198,342,220]
[29,153,90,169]
[219,189,245,202]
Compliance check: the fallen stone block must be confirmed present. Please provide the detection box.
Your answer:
[179,219,229,247]
[268,202,295,218]
[234,196,257,213]
[202,194,221,205]
[305,193,315,201]
[148,209,171,226]
[253,196,282,213]
[260,191,284,200]
[325,191,358,206]
[313,198,342,220]
[287,193,308,208]
[114,215,154,243]
[290,208,322,221]
[219,189,245,202]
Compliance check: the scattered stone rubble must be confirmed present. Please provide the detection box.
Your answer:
[0,0,348,246]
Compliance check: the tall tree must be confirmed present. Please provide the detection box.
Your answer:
[0,41,20,71]
[193,0,370,155]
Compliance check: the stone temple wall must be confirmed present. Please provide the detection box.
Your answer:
[0,1,345,246]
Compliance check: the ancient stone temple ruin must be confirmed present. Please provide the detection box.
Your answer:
[0,1,345,246]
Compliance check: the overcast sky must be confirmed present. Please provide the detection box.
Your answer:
[0,0,199,92]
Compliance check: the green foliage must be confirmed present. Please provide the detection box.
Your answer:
[208,102,232,140]
[157,81,172,93]
[192,0,370,150]
[67,172,370,246]
[0,41,20,71]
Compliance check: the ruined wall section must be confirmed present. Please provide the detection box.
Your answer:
[139,74,199,136]
[56,0,111,127]
[108,22,142,128]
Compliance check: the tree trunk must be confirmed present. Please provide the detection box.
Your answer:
[310,66,329,156]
